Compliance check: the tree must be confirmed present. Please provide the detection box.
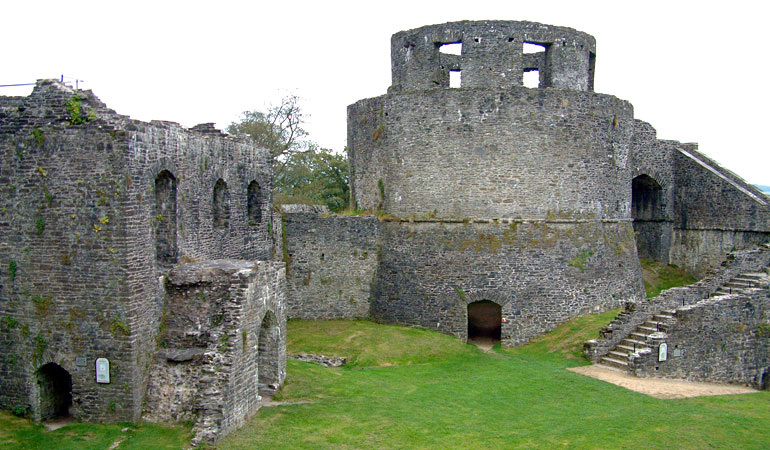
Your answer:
[274,146,350,212]
[229,96,350,211]
[227,95,308,177]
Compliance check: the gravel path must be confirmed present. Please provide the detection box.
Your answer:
[569,365,757,399]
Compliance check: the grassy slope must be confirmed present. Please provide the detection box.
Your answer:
[218,317,770,449]
[641,258,697,298]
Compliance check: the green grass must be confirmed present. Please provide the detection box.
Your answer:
[4,314,768,449]
[0,416,190,450]
[641,258,697,297]
[218,316,770,449]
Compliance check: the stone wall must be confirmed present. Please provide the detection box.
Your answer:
[670,147,770,276]
[374,219,643,346]
[630,288,770,389]
[281,205,380,319]
[143,260,286,445]
[0,80,274,423]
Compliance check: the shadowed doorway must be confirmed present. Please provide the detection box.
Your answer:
[467,300,502,345]
[36,363,72,420]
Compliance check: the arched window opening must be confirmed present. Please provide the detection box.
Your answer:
[247,181,262,226]
[213,178,230,230]
[36,363,72,420]
[257,311,281,396]
[467,300,502,345]
[155,170,177,264]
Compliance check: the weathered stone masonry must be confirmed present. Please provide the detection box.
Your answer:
[282,20,770,352]
[0,79,285,443]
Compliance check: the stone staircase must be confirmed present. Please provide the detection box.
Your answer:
[598,271,766,371]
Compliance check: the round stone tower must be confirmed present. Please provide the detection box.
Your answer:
[348,21,644,346]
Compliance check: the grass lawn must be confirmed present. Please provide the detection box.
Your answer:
[2,311,767,449]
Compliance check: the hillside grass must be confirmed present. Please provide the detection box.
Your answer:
[3,313,767,449]
[641,258,697,297]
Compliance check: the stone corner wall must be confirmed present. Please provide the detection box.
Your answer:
[281,208,381,319]
[143,259,286,445]
[629,287,770,388]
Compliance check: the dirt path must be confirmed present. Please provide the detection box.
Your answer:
[569,365,757,399]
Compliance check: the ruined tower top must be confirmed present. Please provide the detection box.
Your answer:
[390,20,596,92]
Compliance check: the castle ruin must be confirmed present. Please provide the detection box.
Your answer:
[1,19,769,444]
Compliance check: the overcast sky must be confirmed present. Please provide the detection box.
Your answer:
[3,1,768,184]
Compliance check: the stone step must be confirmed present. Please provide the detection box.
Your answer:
[725,281,754,288]
[637,325,658,334]
[737,272,766,281]
[608,350,630,359]
[621,338,649,351]
[600,356,629,370]
[652,313,673,322]
[661,309,676,316]
[616,344,638,353]
[629,332,649,341]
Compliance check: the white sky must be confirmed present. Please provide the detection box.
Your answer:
[3,0,768,184]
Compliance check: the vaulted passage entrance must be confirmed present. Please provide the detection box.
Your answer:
[467,300,501,344]
[36,363,72,420]
[632,174,667,262]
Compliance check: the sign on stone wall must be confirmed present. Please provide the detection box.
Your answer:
[658,343,668,362]
[96,358,110,383]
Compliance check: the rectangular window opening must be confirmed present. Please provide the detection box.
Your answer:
[523,42,546,54]
[439,42,462,55]
[449,70,462,88]
[523,69,540,88]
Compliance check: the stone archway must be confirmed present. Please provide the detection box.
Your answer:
[467,300,502,345]
[632,174,667,262]
[36,363,72,420]
[257,311,281,396]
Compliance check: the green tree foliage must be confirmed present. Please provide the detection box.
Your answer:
[228,96,349,212]
[227,95,308,177]
[275,146,349,212]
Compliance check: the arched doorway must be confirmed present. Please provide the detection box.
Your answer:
[257,311,281,396]
[632,174,667,261]
[36,363,72,420]
[467,300,502,345]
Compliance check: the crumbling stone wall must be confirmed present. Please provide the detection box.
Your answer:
[281,205,380,319]
[0,80,275,423]
[630,288,770,388]
[143,260,286,445]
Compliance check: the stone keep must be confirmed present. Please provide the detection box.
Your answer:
[0,80,286,443]
[346,21,644,346]
[281,20,770,345]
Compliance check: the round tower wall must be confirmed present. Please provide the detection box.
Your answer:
[348,87,634,220]
[390,21,596,92]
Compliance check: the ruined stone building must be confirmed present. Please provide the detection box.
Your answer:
[283,20,770,357]
[0,80,286,444]
[1,18,769,444]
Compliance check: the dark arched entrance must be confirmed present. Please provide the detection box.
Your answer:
[36,363,72,420]
[467,300,501,344]
[632,174,667,261]
[258,311,281,395]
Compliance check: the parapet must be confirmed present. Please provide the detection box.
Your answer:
[390,20,596,92]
